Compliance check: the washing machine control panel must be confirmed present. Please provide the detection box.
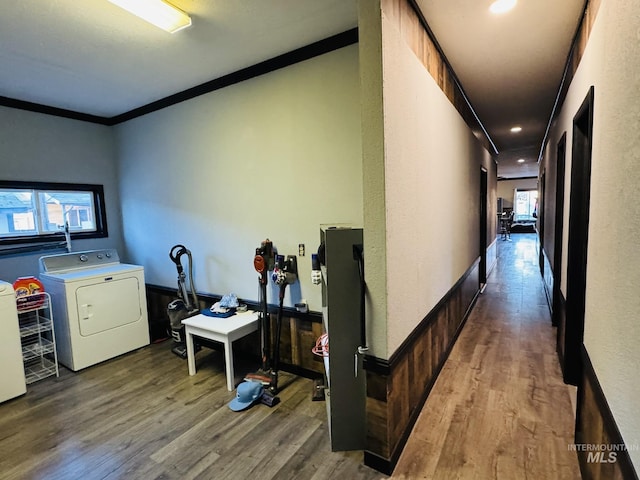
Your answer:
[39,249,121,273]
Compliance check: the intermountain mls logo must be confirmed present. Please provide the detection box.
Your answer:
[568,443,639,463]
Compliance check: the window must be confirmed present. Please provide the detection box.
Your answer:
[0,181,107,244]
[514,189,538,222]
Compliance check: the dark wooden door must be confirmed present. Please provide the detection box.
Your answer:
[562,87,594,386]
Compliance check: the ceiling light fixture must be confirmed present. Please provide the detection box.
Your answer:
[510,126,522,133]
[489,0,517,14]
[108,0,192,33]
[517,158,526,163]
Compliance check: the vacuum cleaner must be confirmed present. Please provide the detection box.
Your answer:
[269,254,297,394]
[252,239,275,377]
[167,244,200,358]
[243,241,297,404]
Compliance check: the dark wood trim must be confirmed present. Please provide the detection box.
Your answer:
[0,96,112,125]
[563,85,595,386]
[480,167,489,285]
[556,291,568,377]
[364,257,480,374]
[145,284,324,379]
[362,355,390,376]
[538,0,598,162]
[552,132,567,327]
[0,29,358,126]
[404,0,497,155]
[110,29,357,124]
[541,248,553,314]
[0,180,108,248]
[363,451,393,476]
[146,283,322,323]
[576,345,639,480]
[497,175,538,181]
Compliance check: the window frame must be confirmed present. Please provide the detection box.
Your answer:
[0,180,108,245]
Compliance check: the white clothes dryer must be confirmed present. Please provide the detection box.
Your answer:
[0,280,27,402]
[39,249,149,371]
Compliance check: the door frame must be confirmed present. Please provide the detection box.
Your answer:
[479,167,488,289]
[552,133,567,327]
[562,86,595,385]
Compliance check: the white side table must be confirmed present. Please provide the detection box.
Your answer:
[182,311,259,391]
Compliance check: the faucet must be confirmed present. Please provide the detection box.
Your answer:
[64,221,71,252]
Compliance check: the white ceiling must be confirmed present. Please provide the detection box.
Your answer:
[0,0,586,179]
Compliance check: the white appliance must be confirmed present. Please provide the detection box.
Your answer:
[39,249,149,371]
[0,280,27,402]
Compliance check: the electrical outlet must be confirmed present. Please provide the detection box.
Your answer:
[298,243,305,256]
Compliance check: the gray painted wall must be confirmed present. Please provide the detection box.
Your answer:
[114,45,363,311]
[0,107,124,282]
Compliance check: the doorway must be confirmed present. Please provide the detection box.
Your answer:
[562,86,594,386]
[479,167,488,289]
[552,133,566,327]
[538,171,546,276]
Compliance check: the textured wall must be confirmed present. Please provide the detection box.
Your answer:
[543,0,640,470]
[359,0,388,359]
[380,12,484,356]
[115,46,362,312]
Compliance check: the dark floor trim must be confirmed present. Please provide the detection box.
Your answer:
[364,257,481,375]
[1,29,358,126]
[146,283,321,323]
[576,345,639,480]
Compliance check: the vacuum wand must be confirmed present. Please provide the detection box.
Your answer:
[253,239,274,373]
[269,254,298,394]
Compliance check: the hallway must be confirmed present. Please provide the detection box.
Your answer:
[392,233,581,479]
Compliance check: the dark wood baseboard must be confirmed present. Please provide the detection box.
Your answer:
[145,284,324,379]
[576,346,639,480]
[541,248,553,316]
[363,258,480,474]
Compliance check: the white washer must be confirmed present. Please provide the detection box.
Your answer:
[0,280,27,402]
[39,249,149,371]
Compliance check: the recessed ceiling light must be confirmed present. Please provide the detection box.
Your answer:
[490,0,517,14]
[108,0,192,33]
[510,126,522,133]
[517,158,525,163]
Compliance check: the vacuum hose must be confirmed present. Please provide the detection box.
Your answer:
[169,245,199,311]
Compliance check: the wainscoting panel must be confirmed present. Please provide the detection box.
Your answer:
[556,291,567,374]
[542,248,554,314]
[487,239,498,279]
[363,259,480,474]
[576,346,639,480]
[145,285,324,378]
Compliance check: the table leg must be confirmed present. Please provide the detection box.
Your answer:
[224,339,234,391]
[186,328,196,376]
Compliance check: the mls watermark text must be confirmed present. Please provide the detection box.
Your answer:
[568,443,639,464]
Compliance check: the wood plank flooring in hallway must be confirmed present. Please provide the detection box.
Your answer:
[392,233,581,479]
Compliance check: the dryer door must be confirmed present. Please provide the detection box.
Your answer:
[76,276,142,336]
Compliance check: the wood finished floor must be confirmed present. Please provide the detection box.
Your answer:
[1,233,580,480]
[0,342,385,479]
[392,233,581,479]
